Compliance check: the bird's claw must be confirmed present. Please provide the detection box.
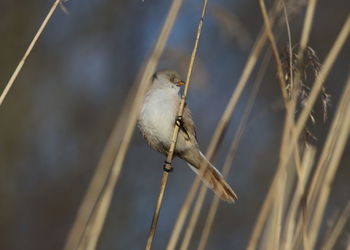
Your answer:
[163,161,173,172]
[175,115,184,127]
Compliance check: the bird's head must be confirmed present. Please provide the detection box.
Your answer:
[152,69,185,87]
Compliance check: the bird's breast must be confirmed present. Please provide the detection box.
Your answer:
[139,88,179,146]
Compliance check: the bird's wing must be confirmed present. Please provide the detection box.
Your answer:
[180,105,197,142]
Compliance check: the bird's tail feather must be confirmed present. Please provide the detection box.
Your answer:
[187,152,237,203]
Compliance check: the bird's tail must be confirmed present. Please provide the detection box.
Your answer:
[187,152,237,203]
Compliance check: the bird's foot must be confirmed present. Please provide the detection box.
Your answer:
[163,161,173,172]
[175,115,183,127]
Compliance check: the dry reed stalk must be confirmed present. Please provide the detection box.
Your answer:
[250,12,350,249]
[89,0,184,247]
[284,24,350,248]
[197,192,220,250]
[181,5,302,247]
[271,168,287,250]
[302,14,350,229]
[299,0,317,51]
[286,14,350,184]
[82,102,146,249]
[145,1,208,249]
[247,3,298,250]
[282,2,304,205]
[282,2,294,96]
[166,4,284,250]
[247,111,292,250]
[64,0,184,249]
[0,0,61,107]
[277,3,319,245]
[166,175,201,250]
[289,0,317,122]
[197,49,271,250]
[178,184,207,250]
[167,25,267,250]
[193,49,271,250]
[64,79,142,250]
[257,1,319,248]
[257,2,298,248]
[247,5,350,250]
[248,4,308,248]
[305,15,350,210]
[305,73,350,250]
[281,144,316,250]
[282,0,317,161]
[264,107,298,250]
[258,211,274,249]
[321,202,350,250]
[258,0,288,104]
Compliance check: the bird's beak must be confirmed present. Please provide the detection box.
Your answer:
[176,80,186,86]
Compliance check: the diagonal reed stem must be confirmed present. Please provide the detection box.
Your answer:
[0,0,61,107]
[321,201,350,250]
[197,48,271,250]
[167,3,285,250]
[145,1,208,249]
[258,0,288,104]
[304,15,350,238]
[247,0,318,248]
[82,0,185,248]
[247,10,350,250]
[64,0,184,249]
[167,22,268,250]
[255,1,297,249]
[306,72,350,250]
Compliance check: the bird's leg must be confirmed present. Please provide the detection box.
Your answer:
[175,115,190,140]
[163,160,173,172]
[175,115,183,127]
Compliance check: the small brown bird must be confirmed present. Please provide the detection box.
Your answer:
[138,69,237,203]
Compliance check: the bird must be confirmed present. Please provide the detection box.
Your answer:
[137,69,237,203]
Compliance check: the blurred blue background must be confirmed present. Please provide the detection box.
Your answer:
[0,0,349,249]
